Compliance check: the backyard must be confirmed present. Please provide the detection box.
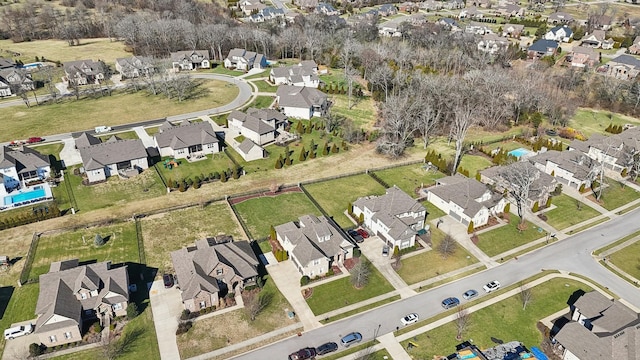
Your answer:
[590,180,640,211]
[243,95,275,110]
[459,154,494,177]
[569,108,640,137]
[372,164,445,198]
[156,153,237,185]
[0,38,130,64]
[0,284,39,355]
[475,216,543,257]
[400,278,593,359]
[330,94,377,129]
[251,80,278,93]
[97,131,139,142]
[304,174,386,228]
[608,239,640,281]
[544,194,601,230]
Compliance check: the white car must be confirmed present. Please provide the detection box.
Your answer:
[4,324,33,340]
[401,313,419,326]
[483,280,501,293]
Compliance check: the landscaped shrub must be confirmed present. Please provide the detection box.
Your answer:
[29,343,44,357]
[270,225,276,240]
[545,197,552,208]
[579,183,586,193]
[167,178,175,188]
[300,275,310,286]
[176,321,193,335]
[358,213,364,225]
[275,155,283,169]
[127,302,139,320]
[94,234,105,246]
[331,144,338,153]
[178,182,186,192]
[622,168,628,177]
[299,146,307,162]
[327,268,334,276]
[532,201,539,212]
[322,142,329,155]
[180,309,191,321]
[552,184,563,196]
[212,171,221,180]
[467,221,474,234]
[353,248,361,257]
[220,171,228,183]
[93,323,103,333]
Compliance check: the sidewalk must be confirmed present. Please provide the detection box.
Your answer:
[357,237,416,299]
[433,217,499,269]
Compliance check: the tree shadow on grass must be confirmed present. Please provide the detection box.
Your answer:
[0,286,14,320]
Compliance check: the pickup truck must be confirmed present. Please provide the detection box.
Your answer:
[95,126,113,133]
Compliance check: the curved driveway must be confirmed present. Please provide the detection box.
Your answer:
[235,208,640,360]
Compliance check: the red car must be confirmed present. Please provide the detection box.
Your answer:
[27,137,44,144]
[289,347,316,360]
[357,229,369,238]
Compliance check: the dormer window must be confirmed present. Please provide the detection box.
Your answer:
[216,268,223,275]
[91,290,98,297]
[81,292,88,299]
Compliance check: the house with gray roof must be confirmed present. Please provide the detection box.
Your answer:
[424,175,507,227]
[236,138,266,161]
[170,50,210,71]
[316,2,339,16]
[0,145,51,196]
[249,6,285,22]
[154,121,220,159]
[63,59,105,86]
[276,85,328,119]
[379,4,398,16]
[270,61,319,88]
[0,57,16,70]
[170,239,259,311]
[581,30,614,49]
[527,39,559,59]
[239,0,266,15]
[34,259,129,347]
[275,214,354,277]
[480,162,557,209]
[606,55,640,80]
[528,150,595,189]
[547,12,574,24]
[224,48,267,71]
[115,56,154,78]
[554,291,640,360]
[0,68,34,96]
[229,108,288,145]
[502,23,524,38]
[353,186,426,250]
[75,133,149,183]
[569,126,640,172]
[544,25,573,43]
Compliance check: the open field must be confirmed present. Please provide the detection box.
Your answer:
[544,194,600,230]
[304,174,386,228]
[0,80,239,142]
[330,94,377,129]
[397,228,478,285]
[400,278,593,359]
[140,202,244,273]
[592,180,640,211]
[569,108,640,137]
[372,165,444,198]
[0,38,130,64]
[157,154,237,184]
[475,216,543,257]
[608,239,640,281]
[208,64,243,76]
[244,70,269,79]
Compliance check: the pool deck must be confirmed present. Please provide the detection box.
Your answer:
[1,183,53,210]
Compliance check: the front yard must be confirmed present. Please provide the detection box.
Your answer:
[544,194,601,230]
[608,239,640,281]
[372,164,445,198]
[475,216,543,257]
[590,180,640,211]
[251,80,278,93]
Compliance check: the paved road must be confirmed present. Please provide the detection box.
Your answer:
[234,207,640,360]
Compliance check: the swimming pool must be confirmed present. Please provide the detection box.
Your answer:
[508,147,530,159]
[4,186,46,205]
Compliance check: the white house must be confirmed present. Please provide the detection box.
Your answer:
[224,49,267,71]
[115,56,154,78]
[236,138,266,162]
[352,186,426,250]
[0,68,34,96]
[154,121,220,159]
[276,85,328,119]
[0,146,51,196]
[228,108,288,145]
[544,25,573,43]
[269,61,319,88]
[569,126,640,172]
[477,33,510,54]
[479,162,557,209]
[581,30,614,49]
[170,50,210,71]
[528,150,595,190]
[75,133,149,183]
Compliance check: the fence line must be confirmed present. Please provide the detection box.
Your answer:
[63,170,79,212]
[299,184,330,218]
[152,163,168,189]
[19,232,41,285]
[368,172,390,189]
[134,217,146,264]
[227,197,254,240]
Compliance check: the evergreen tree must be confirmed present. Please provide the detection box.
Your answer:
[322,142,329,155]
[220,171,228,182]
[94,234,105,246]
[299,146,307,161]
[275,155,283,169]
[467,221,474,234]
[331,144,338,153]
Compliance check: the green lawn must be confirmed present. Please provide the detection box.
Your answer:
[401,278,593,359]
[372,165,445,198]
[397,228,478,285]
[233,192,322,239]
[208,64,243,76]
[422,200,446,220]
[306,258,395,315]
[97,131,139,141]
[0,284,39,354]
[0,38,130,64]
[319,68,346,87]
[544,194,601,230]
[243,95,275,110]
[569,108,640,137]
[304,174,386,227]
[252,80,278,93]
[244,69,270,79]
[608,239,640,281]
[30,142,65,172]
[66,165,166,213]
[459,155,493,177]
[594,180,640,211]
[145,126,160,137]
[476,216,544,257]
[28,221,139,281]
[157,154,237,184]
[480,140,527,153]
[465,126,526,144]
[330,94,377,129]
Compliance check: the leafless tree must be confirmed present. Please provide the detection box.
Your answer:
[519,282,533,310]
[350,258,372,289]
[622,145,640,181]
[245,290,273,321]
[171,74,195,102]
[455,305,471,340]
[498,162,542,226]
[450,97,477,175]
[376,94,418,158]
[438,234,458,259]
[345,65,359,109]
[370,63,394,102]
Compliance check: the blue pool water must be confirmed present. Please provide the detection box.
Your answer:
[508,147,530,158]
[4,187,46,205]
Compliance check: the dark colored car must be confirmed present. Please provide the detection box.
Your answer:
[289,347,317,360]
[316,342,338,355]
[163,273,174,288]
[356,229,369,238]
[441,297,460,309]
[347,230,364,243]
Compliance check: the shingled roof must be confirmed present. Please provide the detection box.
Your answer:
[0,146,50,175]
[155,121,219,149]
[276,85,327,108]
[78,138,148,171]
[428,175,502,217]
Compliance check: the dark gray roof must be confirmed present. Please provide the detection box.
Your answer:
[528,39,559,52]
[170,50,209,62]
[155,121,218,149]
[238,138,261,154]
[79,139,148,171]
[549,25,573,36]
[229,110,275,135]
[480,162,556,202]
[428,175,499,217]
[609,55,640,68]
[528,150,593,181]
[74,132,101,149]
[246,107,288,123]
[276,85,327,108]
[115,56,154,73]
[0,57,16,69]
[0,146,50,175]
[64,59,102,77]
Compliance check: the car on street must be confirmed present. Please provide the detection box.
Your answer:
[441,297,460,309]
[401,313,419,326]
[340,332,362,347]
[483,280,501,293]
[347,229,364,243]
[288,347,316,360]
[163,273,174,288]
[27,137,44,144]
[462,289,478,300]
[356,229,369,238]
[382,246,390,257]
[4,324,33,340]
[315,342,338,355]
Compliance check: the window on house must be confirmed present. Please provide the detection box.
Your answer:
[199,301,206,309]
[64,332,72,339]
[313,259,320,266]
[80,292,88,300]
[216,269,223,275]
[112,303,123,311]
[49,335,57,343]
[90,290,98,297]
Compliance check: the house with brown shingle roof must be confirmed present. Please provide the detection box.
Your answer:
[154,120,220,159]
[228,108,288,146]
[170,50,210,71]
[569,126,640,172]
[75,132,149,183]
[170,239,259,311]
[569,46,599,68]
[34,259,129,347]
[528,150,596,190]
[276,85,329,119]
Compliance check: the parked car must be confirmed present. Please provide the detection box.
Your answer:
[462,289,478,300]
[27,137,44,144]
[441,297,460,309]
[347,229,364,243]
[288,347,317,360]
[4,324,33,340]
[401,313,419,326]
[340,332,362,347]
[163,273,174,288]
[356,229,369,238]
[483,280,501,293]
[316,342,338,355]
[382,246,390,257]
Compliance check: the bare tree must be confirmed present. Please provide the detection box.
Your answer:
[450,98,477,175]
[171,74,195,102]
[622,145,640,182]
[350,258,371,288]
[498,162,541,226]
[345,65,359,109]
[438,234,457,259]
[245,291,273,321]
[455,305,471,340]
[519,282,533,310]
[377,94,418,158]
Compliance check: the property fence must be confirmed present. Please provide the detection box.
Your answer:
[152,163,168,189]
[19,232,41,285]
[63,170,79,212]
[368,172,390,189]
[134,217,146,264]
[226,196,254,240]
[299,184,330,218]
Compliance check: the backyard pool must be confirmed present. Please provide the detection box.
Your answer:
[508,147,531,159]
[4,186,47,205]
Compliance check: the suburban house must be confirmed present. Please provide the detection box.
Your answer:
[553,291,640,360]
[528,39,559,59]
[379,4,397,16]
[275,214,354,277]
[547,12,574,24]
[544,25,573,43]
[228,108,288,145]
[249,6,285,22]
[408,13,428,26]
[75,133,149,183]
[479,162,557,209]
[269,61,319,88]
[528,150,595,190]
[568,46,599,68]
[63,59,105,86]
[239,0,266,15]
[629,36,640,55]
[276,85,328,119]
[465,23,493,35]
[478,33,510,54]
[424,175,507,228]
[459,6,482,19]
[171,239,259,311]
[34,259,129,347]
[0,146,52,202]
[0,57,16,69]
[0,68,34,96]
[495,3,524,17]
[470,0,491,8]
[296,0,318,11]
[352,186,426,250]
[379,17,406,38]
[398,2,419,12]
[223,48,267,71]
[569,126,640,172]
[316,2,339,16]
[590,14,612,30]
[437,18,462,31]
[154,120,220,159]
[115,56,154,78]
[606,55,640,80]
[502,23,524,38]
[581,30,614,49]
[236,138,267,161]
[170,50,210,71]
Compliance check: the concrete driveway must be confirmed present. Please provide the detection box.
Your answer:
[1,320,36,360]
[357,236,415,298]
[59,138,82,167]
[149,280,183,360]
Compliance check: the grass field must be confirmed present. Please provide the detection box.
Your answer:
[481,140,529,153]
[401,278,593,359]
[97,131,139,142]
[244,70,269,79]
[330,94,377,129]
[208,64,243,76]
[140,202,244,273]
[28,221,139,281]
[569,108,640,137]
[544,194,601,230]
[0,284,39,355]
[0,38,130,64]
[593,180,640,211]
[397,228,478,285]
[304,174,386,227]
[233,192,322,239]
[251,80,278,93]
[157,154,237,184]
[476,216,544,257]
[608,239,640,281]
[319,69,347,87]
[0,80,239,142]
[459,154,493,177]
[372,165,445,198]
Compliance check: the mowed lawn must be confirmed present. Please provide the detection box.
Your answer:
[476,216,543,257]
[304,174,386,228]
[331,94,377,129]
[157,153,237,184]
[141,202,244,273]
[28,221,139,281]
[397,228,478,285]
[306,259,395,315]
[608,239,640,281]
[0,80,239,142]
[593,180,640,211]
[423,200,446,220]
[401,278,593,359]
[0,38,130,63]
[459,154,494,177]
[0,284,39,354]
[569,108,640,137]
[544,194,601,230]
[373,165,445,198]
[233,192,322,239]
[251,80,278,92]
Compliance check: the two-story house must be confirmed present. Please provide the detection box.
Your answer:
[115,56,155,78]
[269,61,319,88]
[478,33,510,54]
[0,145,51,195]
[528,39,559,59]
[228,108,288,145]
[63,59,105,86]
[0,68,34,96]
[569,126,640,172]
[544,25,573,43]
[170,50,210,71]
[581,30,614,49]
[276,85,329,119]
[502,23,524,38]
[528,150,596,190]
[224,48,267,71]
[606,55,640,80]
[480,162,557,209]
